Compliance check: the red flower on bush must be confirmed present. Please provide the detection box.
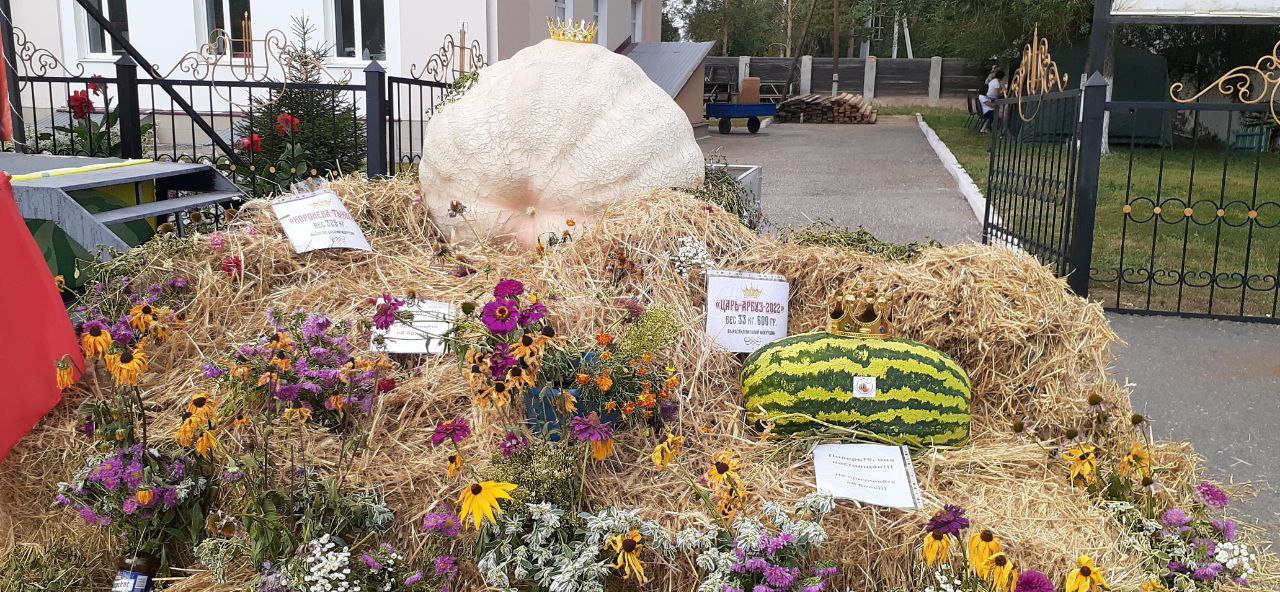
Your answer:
[240,133,262,154]
[88,75,106,96]
[376,377,397,394]
[218,256,243,277]
[68,90,96,120]
[275,112,300,136]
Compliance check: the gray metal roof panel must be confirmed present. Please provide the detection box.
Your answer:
[627,42,715,97]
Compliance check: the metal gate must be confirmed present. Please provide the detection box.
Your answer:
[983,88,1085,279]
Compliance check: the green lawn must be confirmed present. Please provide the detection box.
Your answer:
[885,106,1280,318]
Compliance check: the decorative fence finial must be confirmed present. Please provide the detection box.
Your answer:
[1170,40,1280,127]
[1008,27,1069,122]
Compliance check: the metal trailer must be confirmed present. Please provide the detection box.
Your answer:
[705,102,777,134]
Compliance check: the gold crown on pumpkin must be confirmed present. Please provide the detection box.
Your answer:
[547,18,599,43]
[827,288,892,338]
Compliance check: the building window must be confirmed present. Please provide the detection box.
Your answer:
[592,0,599,22]
[205,0,252,56]
[631,0,642,42]
[333,0,386,60]
[555,0,566,21]
[83,0,129,56]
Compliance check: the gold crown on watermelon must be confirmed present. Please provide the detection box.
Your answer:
[547,18,599,43]
[828,288,891,338]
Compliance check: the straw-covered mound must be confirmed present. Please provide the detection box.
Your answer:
[1,176,1274,590]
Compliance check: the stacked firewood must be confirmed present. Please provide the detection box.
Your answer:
[776,93,878,124]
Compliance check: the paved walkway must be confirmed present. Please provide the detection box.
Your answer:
[705,117,981,244]
[1108,313,1280,530]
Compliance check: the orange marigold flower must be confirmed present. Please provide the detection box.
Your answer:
[575,372,591,386]
[595,333,613,347]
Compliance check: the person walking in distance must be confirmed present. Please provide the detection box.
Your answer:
[978,68,1004,133]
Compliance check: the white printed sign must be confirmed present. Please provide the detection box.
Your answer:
[705,269,789,354]
[1112,0,1280,17]
[813,443,924,510]
[370,299,454,354]
[271,189,372,253]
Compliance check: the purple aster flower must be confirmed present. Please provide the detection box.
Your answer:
[122,498,140,515]
[764,565,798,588]
[452,265,476,278]
[722,587,744,592]
[801,582,826,592]
[1168,561,1191,574]
[925,504,970,536]
[1162,508,1192,528]
[373,294,404,331]
[519,300,547,327]
[812,566,839,578]
[742,557,768,572]
[493,278,524,298]
[123,459,144,489]
[433,555,457,579]
[752,585,776,592]
[499,431,530,458]
[157,487,178,508]
[569,412,612,443]
[403,571,424,587]
[300,313,333,342]
[1014,571,1054,592]
[360,553,383,571]
[481,298,521,334]
[80,417,96,437]
[1196,482,1230,509]
[422,511,462,537]
[1192,563,1224,581]
[166,276,189,290]
[202,363,227,379]
[79,507,110,526]
[432,418,471,445]
[1212,518,1238,541]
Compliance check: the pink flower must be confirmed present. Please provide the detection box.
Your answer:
[372,294,404,330]
[481,298,520,334]
[493,278,524,298]
[1195,482,1229,509]
[208,231,226,252]
[431,418,471,445]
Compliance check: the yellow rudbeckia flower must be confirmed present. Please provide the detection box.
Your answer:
[1118,442,1152,479]
[1064,444,1098,486]
[447,453,464,479]
[55,355,76,391]
[968,529,1001,576]
[458,480,517,530]
[108,347,148,387]
[651,433,684,469]
[984,552,1017,592]
[922,530,951,567]
[606,530,647,583]
[80,325,112,360]
[1065,556,1108,592]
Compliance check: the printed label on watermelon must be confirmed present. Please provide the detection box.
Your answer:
[852,376,877,398]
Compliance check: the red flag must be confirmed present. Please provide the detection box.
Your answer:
[0,172,77,461]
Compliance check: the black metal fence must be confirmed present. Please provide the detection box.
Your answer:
[1088,101,1280,322]
[5,58,450,198]
[983,88,1088,280]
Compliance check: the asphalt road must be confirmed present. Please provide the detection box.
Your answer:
[704,117,981,245]
[1108,313,1280,531]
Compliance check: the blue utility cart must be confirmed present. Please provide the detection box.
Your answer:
[706,102,777,134]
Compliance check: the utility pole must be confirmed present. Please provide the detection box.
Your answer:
[831,0,840,95]
[722,0,731,56]
[784,0,793,58]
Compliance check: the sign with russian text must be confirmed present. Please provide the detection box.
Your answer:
[813,443,923,510]
[271,189,372,253]
[1112,0,1280,18]
[370,298,454,355]
[705,269,788,354]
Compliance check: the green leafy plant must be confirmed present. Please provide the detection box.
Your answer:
[232,17,365,194]
[780,221,941,262]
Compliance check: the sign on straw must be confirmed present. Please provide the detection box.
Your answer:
[813,443,923,509]
[271,189,372,253]
[704,269,789,354]
[370,298,454,354]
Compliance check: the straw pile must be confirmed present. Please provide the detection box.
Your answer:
[1,176,1273,591]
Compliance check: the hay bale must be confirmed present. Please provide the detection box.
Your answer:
[0,176,1273,591]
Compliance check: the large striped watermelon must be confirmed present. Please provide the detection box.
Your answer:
[740,332,972,447]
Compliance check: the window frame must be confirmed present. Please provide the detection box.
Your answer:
[555,0,567,21]
[76,0,127,60]
[199,0,253,57]
[631,0,642,43]
[328,0,387,63]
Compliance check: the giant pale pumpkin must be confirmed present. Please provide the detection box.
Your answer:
[418,38,704,246]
